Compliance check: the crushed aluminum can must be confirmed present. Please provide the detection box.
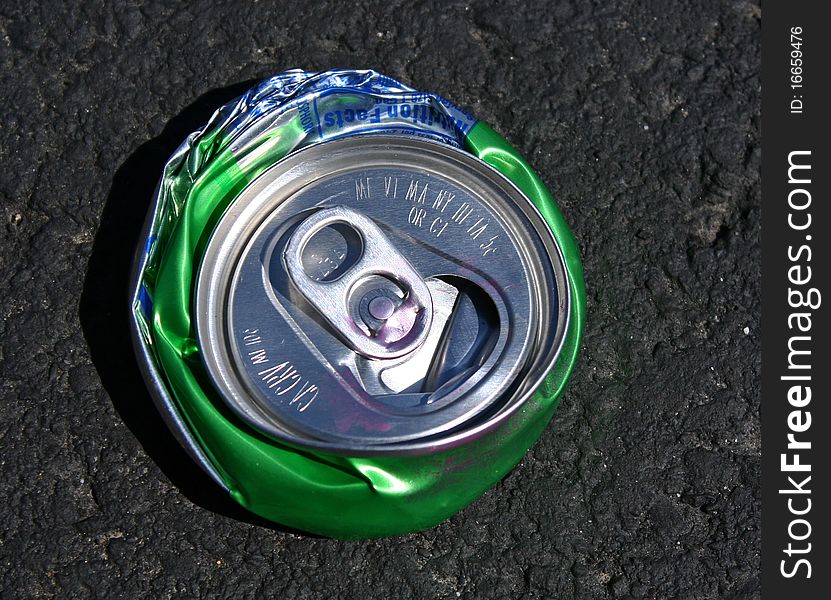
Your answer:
[130,69,585,539]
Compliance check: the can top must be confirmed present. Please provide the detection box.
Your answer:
[196,135,570,454]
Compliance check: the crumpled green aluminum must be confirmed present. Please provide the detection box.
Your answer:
[130,70,585,539]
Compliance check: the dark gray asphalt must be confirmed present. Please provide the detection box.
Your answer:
[0,1,760,598]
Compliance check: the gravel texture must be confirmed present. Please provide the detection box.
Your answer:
[0,0,760,598]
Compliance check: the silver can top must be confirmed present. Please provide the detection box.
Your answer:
[196,136,569,454]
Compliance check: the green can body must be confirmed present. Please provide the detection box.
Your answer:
[131,70,585,539]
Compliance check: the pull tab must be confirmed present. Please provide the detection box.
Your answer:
[284,206,433,360]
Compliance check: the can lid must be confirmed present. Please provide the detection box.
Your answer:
[196,136,569,453]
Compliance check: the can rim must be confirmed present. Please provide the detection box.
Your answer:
[194,134,572,456]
